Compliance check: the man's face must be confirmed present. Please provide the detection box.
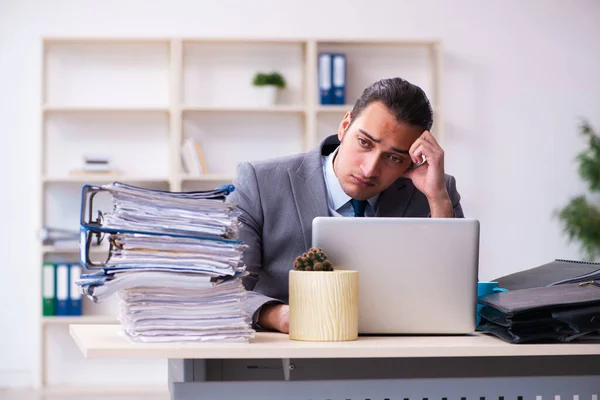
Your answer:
[334,101,423,201]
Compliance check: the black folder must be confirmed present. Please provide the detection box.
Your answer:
[478,282,600,343]
[493,259,600,290]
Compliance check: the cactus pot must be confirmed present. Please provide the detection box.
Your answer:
[288,270,359,342]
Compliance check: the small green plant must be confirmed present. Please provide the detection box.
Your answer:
[293,247,333,271]
[556,120,600,260]
[252,71,286,89]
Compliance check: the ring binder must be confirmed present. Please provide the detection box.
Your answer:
[79,182,241,270]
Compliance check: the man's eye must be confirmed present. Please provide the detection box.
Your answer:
[387,155,403,164]
[358,138,370,147]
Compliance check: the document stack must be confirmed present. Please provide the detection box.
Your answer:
[76,182,254,343]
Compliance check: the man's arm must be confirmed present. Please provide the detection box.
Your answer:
[226,162,285,330]
[447,174,464,218]
[404,131,463,218]
[428,174,463,218]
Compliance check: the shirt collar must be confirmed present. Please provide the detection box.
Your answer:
[324,147,380,212]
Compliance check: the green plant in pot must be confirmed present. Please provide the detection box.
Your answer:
[289,247,358,341]
[251,71,286,106]
[556,120,600,261]
[293,247,333,271]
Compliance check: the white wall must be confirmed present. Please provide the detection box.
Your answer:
[1,0,599,388]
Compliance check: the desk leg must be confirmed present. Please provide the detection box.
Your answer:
[282,358,291,381]
[168,359,202,400]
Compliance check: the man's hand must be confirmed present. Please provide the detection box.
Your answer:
[258,303,289,333]
[403,130,453,217]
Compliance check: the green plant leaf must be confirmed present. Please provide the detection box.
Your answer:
[557,195,600,261]
[252,71,286,89]
[557,120,600,261]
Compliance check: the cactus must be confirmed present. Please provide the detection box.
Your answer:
[293,247,333,271]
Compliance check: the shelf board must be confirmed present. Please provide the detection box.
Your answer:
[316,105,353,113]
[317,39,439,46]
[182,37,306,45]
[43,176,170,184]
[43,105,170,113]
[44,37,171,44]
[42,315,117,325]
[182,105,305,113]
[43,245,107,254]
[181,173,235,182]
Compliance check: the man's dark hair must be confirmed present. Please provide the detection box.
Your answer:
[350,77,433,131]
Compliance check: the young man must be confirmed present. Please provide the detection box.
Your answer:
[226,77,464,333]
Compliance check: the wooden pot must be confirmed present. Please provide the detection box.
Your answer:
[288,270,358,341]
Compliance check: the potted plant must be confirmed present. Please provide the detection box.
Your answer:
[288,247,359,342]
[251,71,286,106]
[556,120,600,260]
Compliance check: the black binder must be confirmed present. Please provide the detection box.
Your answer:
[494,259,600,290]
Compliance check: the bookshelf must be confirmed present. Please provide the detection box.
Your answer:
[182,105,306,113]
[38,37,442,392]
[41,315,118,325]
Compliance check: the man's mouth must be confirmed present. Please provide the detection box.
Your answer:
[352,175,375,187]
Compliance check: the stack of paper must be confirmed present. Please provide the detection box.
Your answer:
[77,182,254,343]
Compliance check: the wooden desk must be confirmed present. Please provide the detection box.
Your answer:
[70,325,600,400]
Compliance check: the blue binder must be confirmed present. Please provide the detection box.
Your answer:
[55,263,70,316]
[318,52,333,105]
[68,263,83,316]
[331,53,346,105]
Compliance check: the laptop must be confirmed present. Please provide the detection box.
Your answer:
[311,217,480,335]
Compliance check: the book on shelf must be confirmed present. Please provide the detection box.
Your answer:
[84,155,111,172]
[67,155,120,176]
[39,226,79,247]
[182,137,209,176]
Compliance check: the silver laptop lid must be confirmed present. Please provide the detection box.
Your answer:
[312,217,480,334]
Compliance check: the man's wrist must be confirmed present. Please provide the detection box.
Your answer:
[428,192,453,218]
[257,303,282,331]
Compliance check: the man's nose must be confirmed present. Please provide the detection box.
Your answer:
[360,153,380,178]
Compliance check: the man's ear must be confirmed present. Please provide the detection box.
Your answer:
[337,112,352,142]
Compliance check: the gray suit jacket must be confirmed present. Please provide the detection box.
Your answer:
[225,135,464,328]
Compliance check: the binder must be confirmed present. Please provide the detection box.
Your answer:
[55,263,70,316]
[79,182,240,269]
[494,259,600,291]
[69,263,83,316]
[318,52,333,105]
[42,262,56,316]
[331,53,346,105]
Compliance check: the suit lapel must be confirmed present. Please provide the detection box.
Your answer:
[289,145,330,250]
[376,178,416,217]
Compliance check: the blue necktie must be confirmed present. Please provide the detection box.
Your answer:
[350,199,368,217]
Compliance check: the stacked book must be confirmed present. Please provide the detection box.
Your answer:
[77,182,254,343]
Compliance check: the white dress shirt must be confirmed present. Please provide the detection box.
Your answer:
[322,147,380,217]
